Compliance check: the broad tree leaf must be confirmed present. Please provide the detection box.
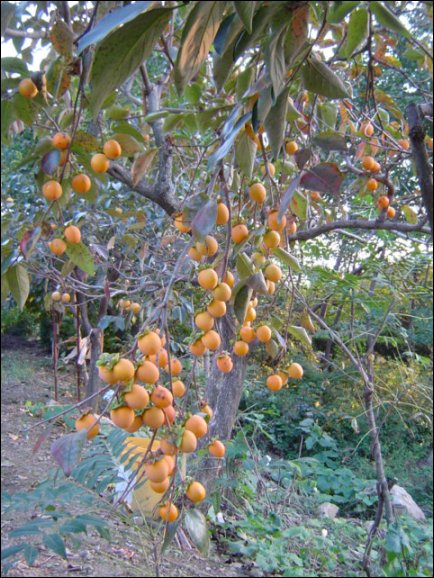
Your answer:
[265,339,280,359]
[272,248,301,273]
[236,253,255,280]
[278,174,301,223]
[313,131,348,151]
[13,93,37,125]
[89,8,171,115]
[302,57,350,99]
[264,87,289,159]
[374,89,403,119]
[71,130,99,152]
[161,518,182,554]
[41,149,61,175]
[1,2,15,36]
[77,2,153,53]
[284,3,309,67]
[327,1,359,23]
[1,99,17,143]
[184,510,210,556]
[208,111,252,171]
[234,284,253,324]
[402,205,418,224]
[265,24,287,97]
[191,199,218,239]
[246,271,269,294]
[51,430,87,477]
[301,163,343,194]
[111,133,144,156]
[1,274,10,303]
[287,326,312,348]
[233,1,256,34]
[1,56,28,75]
[295,148,312,171]
[49,20,74,60]
[339,9,369,58]
[43,534,67,559]
[65,242,96,276]
[235,130,257,179]
[213,15,244,90]
[175,1,227,93]
[370,1,412,40]
[290,190,308,220]
[131,149,157,186]
[98,315,125,331]
[6,263,30,310]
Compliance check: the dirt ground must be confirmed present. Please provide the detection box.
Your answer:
[1,336,248,578]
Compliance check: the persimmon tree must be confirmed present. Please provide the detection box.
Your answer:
[1,0,433,567]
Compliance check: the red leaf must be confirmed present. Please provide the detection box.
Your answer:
[51,430,87,476]
[300,163,343,194]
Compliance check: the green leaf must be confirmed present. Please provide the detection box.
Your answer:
[302,57,350,99]
[1,274,10,302]
[213,17,245,90]
[43,534,67,560]
[234,284,253,324]
[313,131,348,151]
[51,430,87,477]
[246,271,268,295]
[208,111,252,171]
[264,87,289,159]
[236,253,255,280]
[1,99,16,143]
[233,1,256,34]
[175,1,227,93]
[1,56,28,75]
[339,9,369,58]
[265,24,287,96]
[65,242,95,276]
[235,130,257,179]
[13,92,37,125]
[272,248,301,273]
[6,264,30,310]
[161,518,182,554]
[89,8,171,115]
[49,20,74,60]
[327,1,359,23]
[290,190,308,220]
[301,163,343,194]
[370,1,412,40]
[278,174,301,223]
[317,102,338,130]
[402,205,418,224]
[287,326,312,348]
[111,133,144,156]
[71,130,99,153]
[184,509,210,556]
[265,338,280,359]
[1,2,15,36]
[1,544,25,561]
[191,198,218,240]
[77,2,153,53]
[23,545,38,567]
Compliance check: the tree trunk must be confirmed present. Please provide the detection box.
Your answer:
[205,313,247,441]
[199,313,247,490]
[406,102,433,236]
[86,327,103,407]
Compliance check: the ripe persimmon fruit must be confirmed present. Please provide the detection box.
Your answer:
[124,384,150,410]
[43,180,63,201]
[64,225,81,244]
[72,173,91,194]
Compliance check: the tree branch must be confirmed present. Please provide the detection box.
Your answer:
[4,28,47,39]
[288,218,430,242]
[406,101,433,236]
[107,163,179,216]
